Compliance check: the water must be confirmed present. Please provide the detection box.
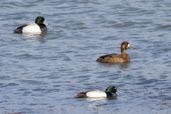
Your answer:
[0,0,171,114]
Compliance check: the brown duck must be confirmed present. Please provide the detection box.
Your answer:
[96,41,131,63]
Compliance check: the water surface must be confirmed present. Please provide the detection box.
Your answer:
[0,0,171,114]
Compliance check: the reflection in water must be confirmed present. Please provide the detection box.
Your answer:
[9,112,22,114]
[22,33,47,38]
[85,96,117,101]
[97,62,130,69]
[20,33,46,43]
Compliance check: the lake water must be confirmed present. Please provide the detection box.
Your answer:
[0,0,171,114]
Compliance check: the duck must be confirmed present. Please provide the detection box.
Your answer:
[14,16,47,35]
[75,85,117,98]
[96,41,131,63]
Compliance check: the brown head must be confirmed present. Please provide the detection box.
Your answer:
[121,41,130,53]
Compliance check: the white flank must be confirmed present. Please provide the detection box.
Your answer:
[86,90,107,98]
[22,23,41,34]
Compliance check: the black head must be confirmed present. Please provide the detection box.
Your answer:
[35,16,45,24]
[105,85,117,93]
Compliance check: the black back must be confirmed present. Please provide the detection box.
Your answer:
[14,24,27,33]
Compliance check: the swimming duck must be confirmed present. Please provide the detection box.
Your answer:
[14,16,47,34]
[96,41,131,63]
[75,85,117,98]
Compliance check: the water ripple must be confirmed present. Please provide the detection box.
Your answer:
[0,0,171,114]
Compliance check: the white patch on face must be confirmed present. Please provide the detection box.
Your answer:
[86,90,107,98]
[127,43,130,48]
[22,23,41,34]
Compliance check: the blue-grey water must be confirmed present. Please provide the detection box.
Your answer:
[0,0,171,114]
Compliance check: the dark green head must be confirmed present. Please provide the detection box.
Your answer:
[35,16,45,24]
[105,85,117,93]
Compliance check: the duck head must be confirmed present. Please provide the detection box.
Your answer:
[35,16,45,25]
[121,41,131,52]
[105,85,117,93]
